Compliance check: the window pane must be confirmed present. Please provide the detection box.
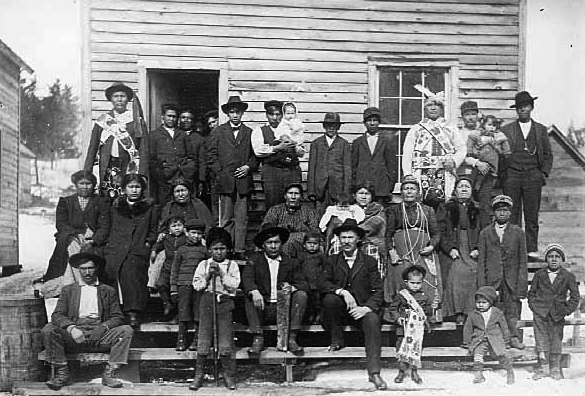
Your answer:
[401,99,423,125]
[402,71,422,97]
[379,68,399,97]
[380,98,399,124]
[425,70,445,94]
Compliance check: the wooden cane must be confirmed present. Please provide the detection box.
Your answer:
[211,270,220,386]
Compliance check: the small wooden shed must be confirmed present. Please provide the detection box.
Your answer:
[0,40,32,270]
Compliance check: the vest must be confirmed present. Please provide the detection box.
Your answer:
[508,125,539,171]
[261,125,299,168]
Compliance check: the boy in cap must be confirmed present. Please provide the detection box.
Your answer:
[501,91,553,259]
[477,195,527,349]
[42,252,134,390]
[463,285,515,384]
[207,96,257,259]
[170,219,209,351]
[528,243,579,380]
[190,227,240,390]
[251,100,303,210]
[351,107,397,204]
[307,112,351,217]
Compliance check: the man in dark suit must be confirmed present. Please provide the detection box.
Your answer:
[307,112,351,216]
[178,107,207,197]
[351,107,397,204]
[501,91,553,258]
[242,224,308,354]
[477,195,528,349]
[41,253,134,390]
[321,219,387,390]
[207,96,257,257]
[149,103,196,204]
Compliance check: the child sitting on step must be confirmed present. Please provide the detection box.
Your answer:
[528,243,579,381]
[190,227,240,391]
[463,286,515,385]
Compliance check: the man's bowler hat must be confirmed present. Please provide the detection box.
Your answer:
[322,112,342,125]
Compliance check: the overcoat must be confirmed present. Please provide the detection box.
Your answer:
[207,122,257,195]
[84,112,149,183]
[149,126,196,182]
[241,253,308,302]
[500,120,553,176]
[477,223,528,298]
[44,194,109,281]
[307,135,351,200]
[101,197,158,285]
[528,267,580,322]
[351,133,397,197]
[463,306,510,356]
[322,251,383,312]
[51,282,125,330]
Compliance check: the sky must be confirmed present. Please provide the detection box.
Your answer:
[0,0,582,130]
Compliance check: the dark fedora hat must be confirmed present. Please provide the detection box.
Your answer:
[69,252,105,269]
[264,100,284,111]
[510,91,538,108]
[333,218,365,238]
[322,112,342,125]
[460,100,479,115]
[221,96,248,114]
[105,82,134,101]
[253,223,290,248]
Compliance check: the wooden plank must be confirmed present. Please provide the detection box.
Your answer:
[92,0,519,15]
[91,21,520,44]
[91,1,519,25]
[91,31,518,56]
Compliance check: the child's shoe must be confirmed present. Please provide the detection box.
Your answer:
[499,356,515,385]
[549,354,563,380]
[411,367,423,384]
[473,362,485,384]
[394,362,407,383]
[532,356,549,380]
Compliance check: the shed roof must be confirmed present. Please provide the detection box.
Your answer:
[0,39,33,73]
[549,124,585,170]
[19,143,36,159]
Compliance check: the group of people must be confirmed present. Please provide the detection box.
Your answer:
[38,82,579,391]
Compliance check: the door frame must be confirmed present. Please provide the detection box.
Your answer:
[137,59,229,128]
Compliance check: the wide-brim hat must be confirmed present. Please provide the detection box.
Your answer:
[475,286,498,305]
[510,91,538,108]
[253,223,290,248]
[69,252,105,269]
[264,100,284,111]
[460,100,479,115]
[491,194,513,209]
[105,82,134,101]
[363,107,381,121]
[333,218,365,238]
[221,96,248,114]
[323,112,342,125]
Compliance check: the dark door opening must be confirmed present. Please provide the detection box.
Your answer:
[147,69,219,133]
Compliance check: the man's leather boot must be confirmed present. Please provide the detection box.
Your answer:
[102,363,123,388]
[46,363,70,390]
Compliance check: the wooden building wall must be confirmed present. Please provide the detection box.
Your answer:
[0,48,21,266]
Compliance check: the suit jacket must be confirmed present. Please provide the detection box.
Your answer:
[351,132,397,197]
[242,253,309,302]
[307,135,351,200]
[322,251,383,312]
[44,194,109,281]
[186,131,207,184]
[207,122,257,194]
[84,112,149,183]
[501,119,553,176]
[463,307,510,356]
[477,223,528,298]
[149,126,196,182]
[51,282,125,330]
[528,267,580,322]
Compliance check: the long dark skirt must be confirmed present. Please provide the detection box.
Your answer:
[117,254,149,314]
[443,230,478,317]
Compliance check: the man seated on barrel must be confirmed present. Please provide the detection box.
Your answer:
[321,218,387,390]
[41,252,134,390]
[242,223,308,354]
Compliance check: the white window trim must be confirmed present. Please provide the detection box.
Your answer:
[368,59,460,127]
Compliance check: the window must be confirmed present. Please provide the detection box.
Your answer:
[378,68,447,126]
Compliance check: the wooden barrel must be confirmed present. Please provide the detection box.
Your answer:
[0,296,47,391]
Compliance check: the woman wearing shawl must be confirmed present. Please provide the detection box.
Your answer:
[385,175,442,321]
[436,177,489,324]
[84,82,149,199]
[401,86,466,209]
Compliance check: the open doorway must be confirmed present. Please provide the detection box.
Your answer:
[147,69,219,134]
